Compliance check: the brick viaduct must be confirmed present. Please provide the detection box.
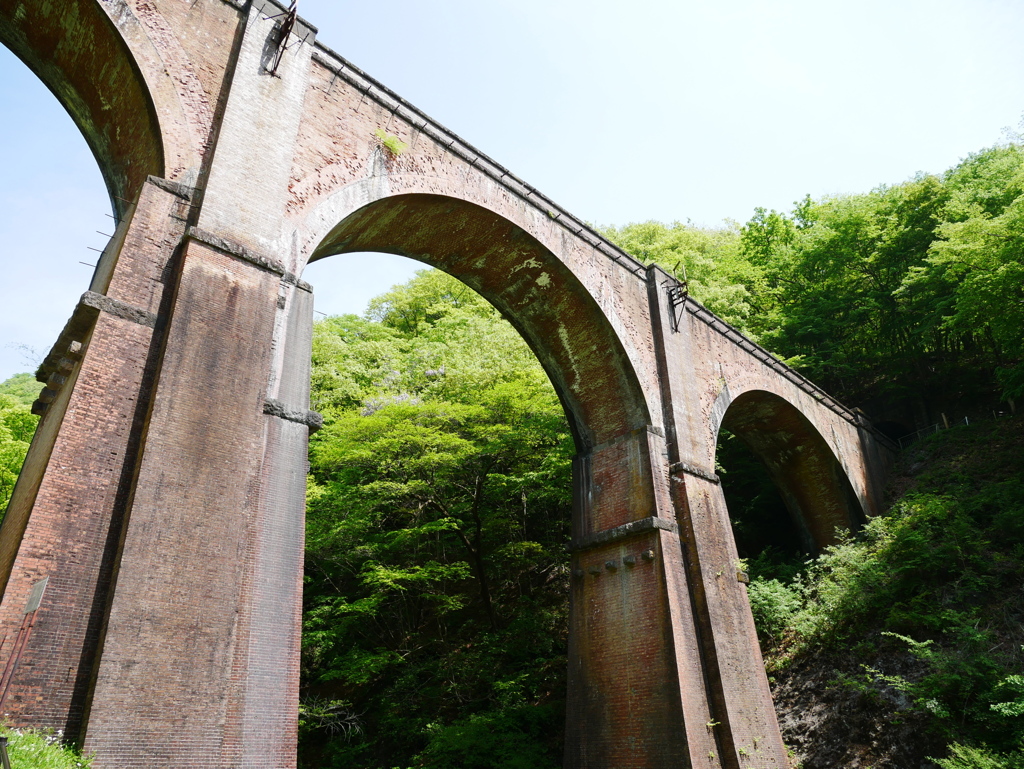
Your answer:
[0,1,894,766]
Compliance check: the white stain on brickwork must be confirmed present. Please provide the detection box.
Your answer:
[557,323,584,392]
[511,257,542,274]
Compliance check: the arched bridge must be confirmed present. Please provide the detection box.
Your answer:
[0,1,894,766]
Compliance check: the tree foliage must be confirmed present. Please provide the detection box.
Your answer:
[0,375,38,514]
[734,143,1024,407]
[602,142,1024,409]
[302,271,572,768]
[600,220,757,332]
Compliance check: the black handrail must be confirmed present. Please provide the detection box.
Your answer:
[0,735,12,769]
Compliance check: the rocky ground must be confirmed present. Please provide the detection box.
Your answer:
[772,644,946,768]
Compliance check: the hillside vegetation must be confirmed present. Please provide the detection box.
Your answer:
[756,418,1024,768]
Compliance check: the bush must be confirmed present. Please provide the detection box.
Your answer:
[934,743,1024,769]
[747,577,802,644]
[413,705,561,769]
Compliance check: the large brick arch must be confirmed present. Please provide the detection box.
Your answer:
[0,0,229,212]
[310,193,652,449]
[0,0,163,211]
[717,388,865,552]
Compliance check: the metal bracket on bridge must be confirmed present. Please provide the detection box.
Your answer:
[665,280,688,332]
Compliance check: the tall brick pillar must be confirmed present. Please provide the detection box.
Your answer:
[646,264,789,769]
[0,176,192,739]
[565,424,720,768]
[79,2,318,766]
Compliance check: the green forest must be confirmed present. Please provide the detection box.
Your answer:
[1,139,1023,768]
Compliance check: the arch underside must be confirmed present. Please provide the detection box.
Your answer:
[0,0,163,215]
[311,193,652,452]
[722,389,864,553]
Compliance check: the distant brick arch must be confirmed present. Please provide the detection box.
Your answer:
[716,388,865,552]
[0,1,895,767]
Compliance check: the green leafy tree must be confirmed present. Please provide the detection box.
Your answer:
[0,389,37,513]
[601,220,757,333]
[902,145,1024,400]
[0,372,40,406]
[302,271,572,768]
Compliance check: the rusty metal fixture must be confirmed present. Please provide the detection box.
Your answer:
[0,577,48,711]
[266,1,300,77]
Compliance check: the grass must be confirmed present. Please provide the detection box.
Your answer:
[0,727,92,768]
[374,128,409,156]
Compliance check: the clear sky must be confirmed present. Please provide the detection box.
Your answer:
[2,0,1023,381]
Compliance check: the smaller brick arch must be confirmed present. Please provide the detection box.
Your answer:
[717,389,865,552]
[309,192,653,451]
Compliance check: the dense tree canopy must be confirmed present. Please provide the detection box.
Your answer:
[736,143,1024,408]
[302,271,573,768]
[603,141,1024,413]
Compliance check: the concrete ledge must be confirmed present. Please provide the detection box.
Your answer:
[184,227,313,292]
[35,292,155,385]
[186,226,285,275]
[669,461,720,484]
[263,398,323,432]
[571,516,678,552]
[146,175,195,201]
[81,291,157,329]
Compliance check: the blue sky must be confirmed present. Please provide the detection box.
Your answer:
[2,0,1023,380]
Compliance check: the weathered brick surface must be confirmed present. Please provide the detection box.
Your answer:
[568,532,689,767]
[0,2,895,767]
[0,173,187,741]
[81,240,281,765]
[0,312,157,737]
[99,178,194,314]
